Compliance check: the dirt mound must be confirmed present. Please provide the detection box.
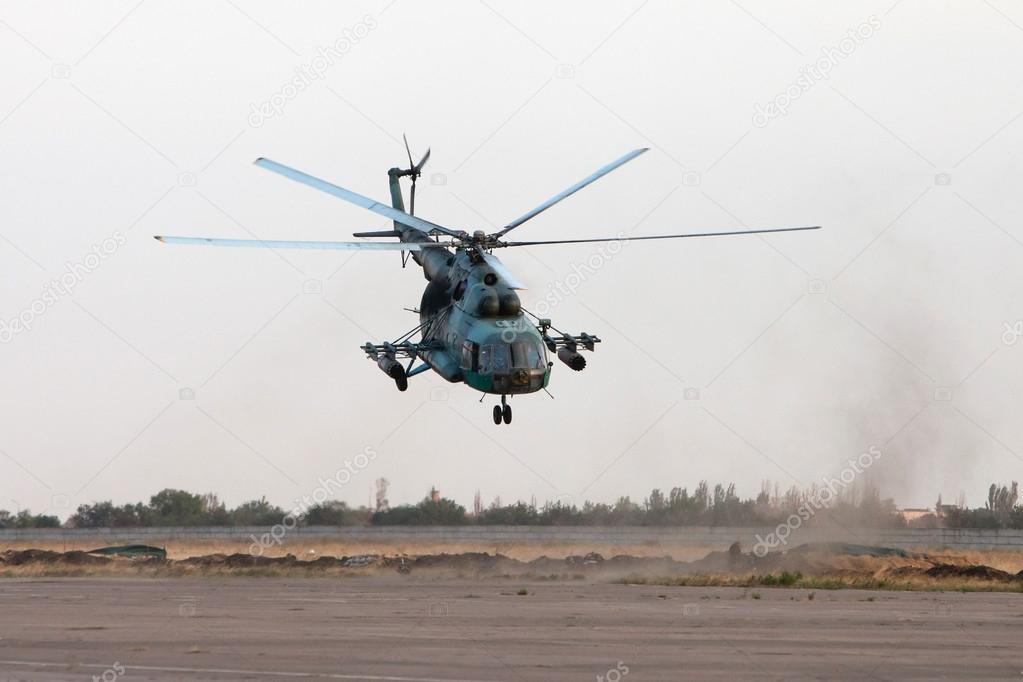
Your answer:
[175,553,374,570]
[3,543,1021,590]
[57,551,113,566]
[924,564,1018,581]
[2,549,112,566]
[2,549,63,566]
[405,552,518,571]
[603,554,689,573]
[689,549,754,573]
[788,542,910,558]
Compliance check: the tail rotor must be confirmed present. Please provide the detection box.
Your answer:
[402,133,430,216]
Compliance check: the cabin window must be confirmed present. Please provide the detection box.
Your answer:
[460,341,478,371]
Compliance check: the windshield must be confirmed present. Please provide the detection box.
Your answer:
[479,342,545,373]
[479,344,511,373]
[512,341,546,369]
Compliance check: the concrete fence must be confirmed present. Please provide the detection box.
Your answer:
[3,525,1023,551]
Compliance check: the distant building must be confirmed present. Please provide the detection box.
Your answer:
[897,508,932,523]
[898,507,942,528]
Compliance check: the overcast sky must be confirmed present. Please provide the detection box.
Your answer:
[1,0,1022,518]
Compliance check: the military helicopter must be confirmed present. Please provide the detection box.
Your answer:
[156,139,818,424]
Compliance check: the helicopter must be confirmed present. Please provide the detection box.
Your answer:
[155,139,819,424]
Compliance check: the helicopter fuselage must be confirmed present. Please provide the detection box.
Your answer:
[412,243,550,395]
[388,168,551,396]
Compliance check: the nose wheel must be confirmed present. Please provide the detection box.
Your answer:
[492,395,512,425]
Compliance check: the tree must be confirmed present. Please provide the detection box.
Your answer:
[479,501,538,525]
[417,494,467,524]
[69,501,143,528]
[15,510,60,528]
[147,489,208,526]
[372,489,467,525]
[229,497,286,526]
[375,478,390,512]
[986,482,1019,524]
[694,480,709,513]
[305,501,362,526]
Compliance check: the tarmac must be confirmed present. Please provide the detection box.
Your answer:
[1,576,1021,681]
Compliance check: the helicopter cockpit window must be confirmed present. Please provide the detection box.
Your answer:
[511,341,546,369]
[479,342,545,373]
[478,344,511,374]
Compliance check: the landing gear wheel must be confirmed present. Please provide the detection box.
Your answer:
[493,405,503,425]
[502,404,512,424]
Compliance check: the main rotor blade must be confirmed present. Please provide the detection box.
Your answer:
[403,133,414,169]
[496,148,649,237]
[154,235,447,251]
[254,157,464,238]
[481,252,527,290]
[500,225,821,247]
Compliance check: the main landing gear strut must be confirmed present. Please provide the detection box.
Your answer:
[492,394,512,425]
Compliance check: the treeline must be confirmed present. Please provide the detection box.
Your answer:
[464,481,902,528]
[1,481,1020,529]
[64,491,367,528]
[0,481,895,529]
[0,509,60,529]
[930,483,1023,529]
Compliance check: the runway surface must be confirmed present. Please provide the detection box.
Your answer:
[1,576,1021,681]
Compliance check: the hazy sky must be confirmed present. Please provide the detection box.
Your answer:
[1,0,1022,519]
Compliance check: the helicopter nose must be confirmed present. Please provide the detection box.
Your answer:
[491,368,546,393]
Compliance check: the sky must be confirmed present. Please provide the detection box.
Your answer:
[1,0,1022,519]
